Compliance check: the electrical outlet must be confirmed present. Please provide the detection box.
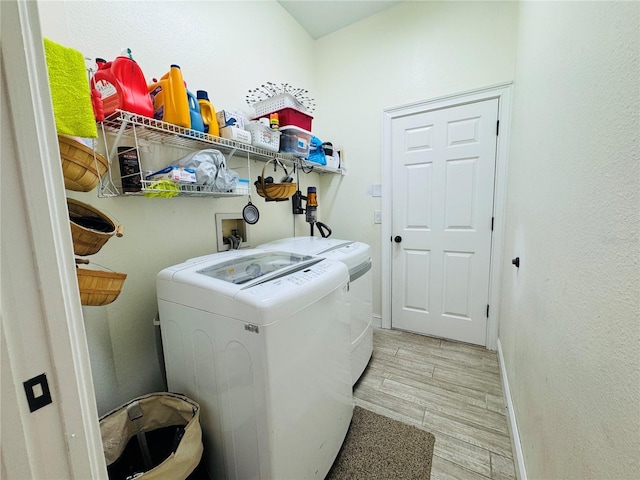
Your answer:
[374,210,382,224]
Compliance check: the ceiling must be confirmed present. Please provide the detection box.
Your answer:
[278,1,402,39]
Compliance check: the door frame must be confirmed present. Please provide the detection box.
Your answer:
[381,83,512,350]
[2,1,107,477]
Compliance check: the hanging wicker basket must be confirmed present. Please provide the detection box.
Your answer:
[58,135,109,192]
[68,197,124,256]
[75,259,127,306]
[254,158,296,202]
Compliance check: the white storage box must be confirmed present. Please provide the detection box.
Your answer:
[244,123,281,152]
[216,110,246,130]
[146,166,197,183]
[279,125,312,158]
[235,178,250,195]
[325,154,340,170]
[220,126,252,144]
[252,93,307,117]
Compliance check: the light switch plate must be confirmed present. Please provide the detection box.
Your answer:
[24,373,52,412]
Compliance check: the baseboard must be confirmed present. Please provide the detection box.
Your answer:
[497,338,527,480]
[371,313,382,328]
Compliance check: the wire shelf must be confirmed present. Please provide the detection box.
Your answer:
[98,183,244,198]
[102,111,301,164]
[97,111,343,198]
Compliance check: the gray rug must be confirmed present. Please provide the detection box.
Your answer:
[326,406,436,479]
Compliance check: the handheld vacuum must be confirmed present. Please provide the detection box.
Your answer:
[292,186,332,237]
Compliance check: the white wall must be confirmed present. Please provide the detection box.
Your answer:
[313,1,519,319]
[38,0,319,414]
[500,2,640,478]
[39,0,520,415]
[34,2,640,477]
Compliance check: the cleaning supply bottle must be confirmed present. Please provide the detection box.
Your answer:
[91,49,154,118]
[147,65,190,128]
[270,112,279,130]
[186,89,205,133]
[196,90,219,136]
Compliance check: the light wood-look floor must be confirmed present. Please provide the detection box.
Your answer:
[354,328,516,480]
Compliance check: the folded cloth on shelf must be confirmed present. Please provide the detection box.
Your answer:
[43,38,97,138]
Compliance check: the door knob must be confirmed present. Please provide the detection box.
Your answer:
[394,236,402,243]
[512,257,520,268]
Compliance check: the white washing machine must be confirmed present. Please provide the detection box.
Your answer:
[157,249,353,480]
[257,237,373,385]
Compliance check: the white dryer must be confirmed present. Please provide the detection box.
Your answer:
[157,249,352,480]
[257,237,373,385]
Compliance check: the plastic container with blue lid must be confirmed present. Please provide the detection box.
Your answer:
[279,125,312,158]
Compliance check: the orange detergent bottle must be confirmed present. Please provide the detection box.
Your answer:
[91,50,154,118]
[147,65,190,128]
[196,90,219,136]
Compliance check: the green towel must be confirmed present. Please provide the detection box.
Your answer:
[43,38,97,138]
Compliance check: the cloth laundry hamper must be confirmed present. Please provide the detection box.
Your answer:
[100,392,203,480]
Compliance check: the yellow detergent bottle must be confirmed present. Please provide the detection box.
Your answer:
[196,90,219,136]
[148,64,190,128]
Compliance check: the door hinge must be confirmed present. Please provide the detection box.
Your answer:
[496,120,500,136]
[486,304,490,318]
[491,217,494,231]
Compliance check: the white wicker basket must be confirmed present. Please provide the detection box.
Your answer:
[252,93,307,116]
[244,123,281,152]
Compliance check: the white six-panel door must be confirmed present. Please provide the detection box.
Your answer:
[391,99,498,345]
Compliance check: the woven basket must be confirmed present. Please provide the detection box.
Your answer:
[58,135,109,192]
[76,261,127,306]
[255,158,297,202]
[68,197,123,256]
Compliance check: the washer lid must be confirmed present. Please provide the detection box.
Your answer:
[258,237,371,274]
[258,236,353,255]
[196,251,316,285]
[161,249,318,293]
[321,242,371,277]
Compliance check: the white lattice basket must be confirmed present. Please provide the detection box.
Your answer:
[244,123,280,152]
[252,93,308,116]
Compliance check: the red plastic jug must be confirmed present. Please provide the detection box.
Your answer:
[91,52,154,118]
